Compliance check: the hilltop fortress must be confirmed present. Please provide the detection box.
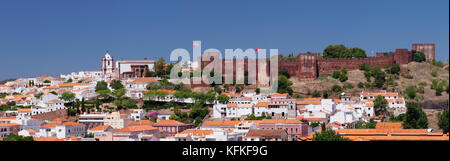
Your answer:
[200,43,434,82]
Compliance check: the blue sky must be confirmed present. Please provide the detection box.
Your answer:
[0,0,448,80]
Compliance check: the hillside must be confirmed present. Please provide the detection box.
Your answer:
[290,61,449,130]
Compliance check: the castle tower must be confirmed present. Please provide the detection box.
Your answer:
[412,43,435,62]
[102,52,114,78]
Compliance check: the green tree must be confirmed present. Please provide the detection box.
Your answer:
[97,89,111,99]
[144,68,156,77]
[112,88,126,99]
[413,52,426,62]
[331,71,341,79]
[277,75,293,95]
[311,90,321,97]
[371,66,386,88]
[374,95,388,116]
[431,70,438,77]
[155,57,167,77]
[359,63,371,71]
[279,68,290,78]
[236,84,245,93]
[331,85,342,93]
[60,92,75,102]
[358,82,364,89]
[255,88,260,94]
[43,80,51,83]
[95,81,108,92]
[2,134,33,141]
[123,99,138,109]
[312,128,349,141]
[67,78,73,83]
[438,108,449,133]
[322,90,330,98]
[405,86,417,99]
[390,64,400,75]
[216,94,229,104]
[110,80,124,90]
[403,102,428,129]
[343,83,353,89]
[350,47,367,58]
[339,74,348,82]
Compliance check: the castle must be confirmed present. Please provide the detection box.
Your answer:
[200,43,434,82]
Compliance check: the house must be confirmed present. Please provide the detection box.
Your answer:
[258,119,310,140]
[130,109,146,121]
[18,129,39,137]
[126,77,159,99]
[78,113,106,129]
[104,112,130,129]
[0,123,21,138]
[244,129,288,141]
[113,125,160,141]
[87,125,113,137]
[55,122,86,139]
[153,120,194,137]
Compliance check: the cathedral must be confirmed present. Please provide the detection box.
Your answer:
[102,52,155,80]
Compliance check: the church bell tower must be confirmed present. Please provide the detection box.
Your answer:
[102,51,114,78]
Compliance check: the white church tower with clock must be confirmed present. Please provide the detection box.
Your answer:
[102,51,114,79]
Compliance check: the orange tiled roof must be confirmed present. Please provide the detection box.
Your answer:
[304,98,321,101]
[33,137,65,141]
[221,92,242,98]
[58,83,89,87]
[0,123,20,127]
[296,101,321,105]
[303,117,325,122]
[41,122,63,128]
[375,122,403,129]
[132,78,158,83]
[26,91,37,95]
[128,120,155,126]
[89,125,111,131]
[43,85,59,89]
[154,120,185,126]
[255,102,270,107]
[365,103,374,107]
[202,120,241,126]
[179,129,213,137]
[245,129,286,138]
[115,125,158,133]
[272,93,288,97]
[259,119,301,124]
[18,108,32,112]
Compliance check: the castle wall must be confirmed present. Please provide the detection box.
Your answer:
[196,48,413,84]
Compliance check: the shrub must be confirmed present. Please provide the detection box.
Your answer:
[343,83,353,89]
[405,86,417,99]
[358,82,364,88]
[339,74,348,82]
[332,85,342,93]
[312,90,321,98]
[431,70,438,77]
[331,71,341,79]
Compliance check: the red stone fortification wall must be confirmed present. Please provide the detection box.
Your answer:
[197,49,413,83]
[317,54,395,77]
